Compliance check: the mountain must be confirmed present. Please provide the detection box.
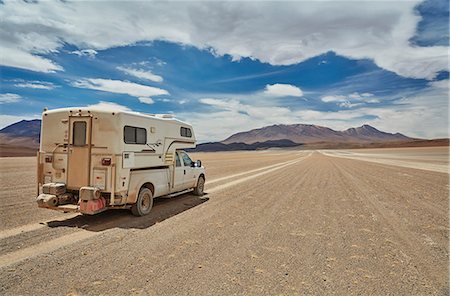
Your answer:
[0,120,41,157]
[222,123,413,144]
[342,124,410,141]
[0,119,41,139]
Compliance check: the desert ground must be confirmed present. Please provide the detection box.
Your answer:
[0,147,448,295]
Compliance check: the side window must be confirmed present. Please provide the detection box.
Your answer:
[136,128,146,144]
[73,121,87,146]
[175,153,181,167]
[124,126,147,144]
[180,127,192,138]
[181,152,193,167]
[124,126,135,143]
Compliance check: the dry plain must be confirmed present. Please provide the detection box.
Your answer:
[0,147,448,295]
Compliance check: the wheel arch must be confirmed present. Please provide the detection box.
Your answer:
[140,182,155,195]
[196,173,205,186]
[127,173,155,204]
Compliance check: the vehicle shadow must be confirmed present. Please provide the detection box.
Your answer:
[45,193,209,232]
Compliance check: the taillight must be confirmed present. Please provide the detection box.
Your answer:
[102,158,111,166]
[45,155,53,163]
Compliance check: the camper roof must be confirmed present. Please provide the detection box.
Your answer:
[43,107,190,125]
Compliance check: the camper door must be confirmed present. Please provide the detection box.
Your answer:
[67,116,92,189]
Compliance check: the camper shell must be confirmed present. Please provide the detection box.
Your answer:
[36,107,205,216]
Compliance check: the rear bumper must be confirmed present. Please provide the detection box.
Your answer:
[36,184,108,215]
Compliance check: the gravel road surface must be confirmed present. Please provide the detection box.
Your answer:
[0,148,448,295]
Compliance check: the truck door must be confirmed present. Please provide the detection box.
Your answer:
[173,152,185,192]
[179,151,197,189]
[67,117,92,189]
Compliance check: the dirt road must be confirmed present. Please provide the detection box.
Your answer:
[0,148,448,295]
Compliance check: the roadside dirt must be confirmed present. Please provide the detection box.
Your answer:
[0,148,448,295]
[0,151,305,230]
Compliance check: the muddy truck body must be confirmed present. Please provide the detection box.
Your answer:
[36,107,205,216]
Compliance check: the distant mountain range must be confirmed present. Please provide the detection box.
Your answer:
[222,124,412,144]
[0,119,447,156]
[0,119,41,156]
[0,119,41,139]
[192,123,419,151]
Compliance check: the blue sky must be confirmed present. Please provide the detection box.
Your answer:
[0,0,448,141]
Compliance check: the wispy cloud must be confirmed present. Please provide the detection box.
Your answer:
[138,97,155,104]
[72,78,169,103]
[264,84,303,97]
[211,70,286,84]
[14,81,57,90]
[70,49,98,58]
[87,101,131,111]
[321,95,347,103]
[1,1,446,79]
[1,47,63,73]
[321,92,379,108]
[0,93,22,104]
[117,66,163,82]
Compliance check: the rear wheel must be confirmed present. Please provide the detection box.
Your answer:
[131,187,153,216]
[193,176,205,196]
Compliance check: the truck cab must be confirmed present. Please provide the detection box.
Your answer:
[174,150,202,191]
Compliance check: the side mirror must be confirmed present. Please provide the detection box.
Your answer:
[194,160,202,167]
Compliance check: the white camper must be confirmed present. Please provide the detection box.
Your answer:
[36,107,205,216]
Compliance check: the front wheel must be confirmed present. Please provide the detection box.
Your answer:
[131,188,153,216]
[193,176,205,196]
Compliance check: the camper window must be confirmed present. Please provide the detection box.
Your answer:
[180,127,192,138]
[124,126,147,144]
[73,121,87,146]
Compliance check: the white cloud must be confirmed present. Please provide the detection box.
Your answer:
[365,98,380,104]
[117,66,163,82]
[429,80,449,89]
[138,97,154,104]
[70,49,98,58]
[0,1,446,79]
[86,101,131,111]
[72,78,169,99]
[0,47,63,73]
[14,81,56,90]
[0,93,22,104]
[337,101,362,108]
[321,92,380,108]
[300,82,449,138]
[264,84,303,97]
[321,95,347,102]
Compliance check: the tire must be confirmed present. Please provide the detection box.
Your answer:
[193,176,205,196]
[131,187,153,216]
